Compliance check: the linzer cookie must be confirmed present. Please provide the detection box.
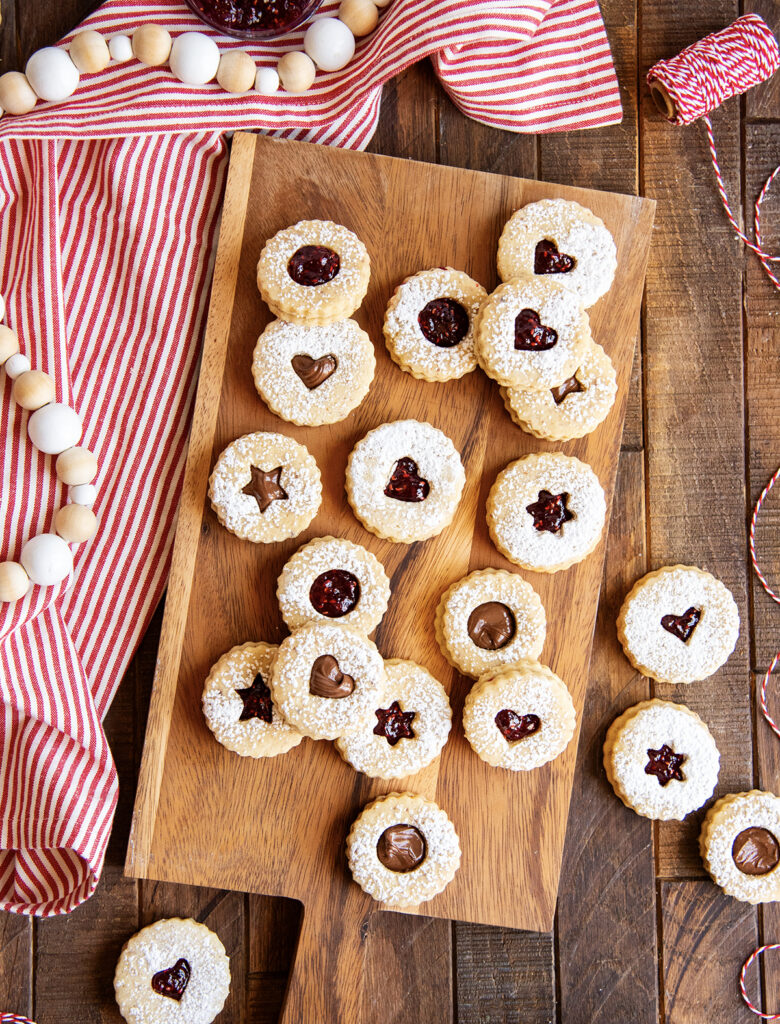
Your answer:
[383,267,487,382]
[252,318,375,426]
[269,620,386,740]
[201,642,304,758]
[604,699,720,821]
[335,658,452,778]
[208,431,321,543]
[474,277,591,389]
[346,792,461,906]
[501,338,617,441]
[487,452,606,572]
[435,568,546,678]
[256,219,370,325]
[277,535,391,635]
[462,659,576,771]
[114,918,231,1024]
[617,565,740,685]
[497,198,617,307]
[700,791,780,903]
[346,419,466,544]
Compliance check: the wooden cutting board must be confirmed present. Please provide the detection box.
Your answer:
[126,132,655,1022]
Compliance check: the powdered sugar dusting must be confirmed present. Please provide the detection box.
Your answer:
[702,791,780,902]
[336,659,452,778]
[347,420,466,543]
[497,198,617,307]
[488,453,606,571]
[607,700,720,820]
[114,918,230,1024]
[619,566,740,684]
[252,319,375,426]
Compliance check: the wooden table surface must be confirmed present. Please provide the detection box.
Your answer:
[1,1,779,1022]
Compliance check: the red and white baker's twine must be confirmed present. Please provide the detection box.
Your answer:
[647,14,780,290]
[741,944,780,1020]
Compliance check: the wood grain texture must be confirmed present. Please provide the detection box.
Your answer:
[126,134,653,1021]
[0,914,31,1018]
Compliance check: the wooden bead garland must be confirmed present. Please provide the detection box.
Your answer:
[0,0,392,116]
[1,293,100,602]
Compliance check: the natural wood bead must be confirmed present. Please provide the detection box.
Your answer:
[132,24,173,67]
[55,504,98,544]
[56,446,98,486]
[373,0,392,7]
[339,0,378,36]
[217,51,256,94]
[0,324,19,365]
[11,369,55,411]
[277,51,316,94]
[69,30,111,74]
[0,561,30,602]
[0,72,37,115]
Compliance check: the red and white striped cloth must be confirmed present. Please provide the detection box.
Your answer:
[0,0,621,918]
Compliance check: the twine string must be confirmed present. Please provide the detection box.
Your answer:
[647,13,780,289]
[741,945,780,1020]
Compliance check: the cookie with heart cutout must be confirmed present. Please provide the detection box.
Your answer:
[617,565,740,685]
[346,419,466,544]
[497,198,617,308]
[252,318,375,427]
[269,620,386,740]
[114,918,231,1024]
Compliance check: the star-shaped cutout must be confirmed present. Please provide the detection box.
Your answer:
[525,489,574,533]
[373,701,416,746]
[242,465,288,513]
[644,744,686,787]
[238,672,273,723]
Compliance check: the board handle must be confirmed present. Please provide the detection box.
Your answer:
[279,890,372,1023]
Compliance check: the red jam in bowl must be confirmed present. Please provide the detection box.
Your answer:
[185,0,324,39]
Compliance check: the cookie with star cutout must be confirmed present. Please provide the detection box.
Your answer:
[603,698,720,821]
[335,658,452,778]
[202,642,304,758]
[208,431,322,544]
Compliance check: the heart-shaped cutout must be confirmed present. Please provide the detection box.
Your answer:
[310,654,355,698]
[660,606,700,642]
[514,308,558,351]
[151,958,191,1001]
[291,353,338,390]
[495,709,541,742]
[384,456,430,503]
[534,239,576,274]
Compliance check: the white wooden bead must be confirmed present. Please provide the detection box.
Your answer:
[69,30,110,74]
[56,446,98,486]
[304,18,355,72]
[0,72,38,115]
[132,24,173,67]
[217,50,256,94]
[26,48,80,103]
[254,67,279,95]
[27,403,83,455]
[277,51,316,94]
[109,35,133,62]
[20,534,73,587]
[12,370,55,411]
[70,483,97,507]
[4,353,30,379]
[338,0,378,36]
[0,561,30,602]
[0,325,19,365]
[55,504,97,544]
[169,32,220,86]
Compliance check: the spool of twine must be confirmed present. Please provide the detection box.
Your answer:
[647,14,780,289]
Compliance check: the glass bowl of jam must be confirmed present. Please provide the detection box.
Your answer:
[185,0,325,40]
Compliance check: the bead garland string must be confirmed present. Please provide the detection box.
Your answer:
[647,14,780,290]
[0,307,99,603]
[0,0,390,112]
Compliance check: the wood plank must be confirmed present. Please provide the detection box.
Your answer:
[367,64,439,163]
[746,0,780,121]
[661,880,758,1023]
[0,914,31,1018]
[438,91,537,180]
[0,0,19,71]
[640,0,752,879]
[745,122,780,337]
[756,671,780,1017]
[366,913,453,1024]
[248,895,302,1024]
[17,0,101,59]
[557,452,658,1024]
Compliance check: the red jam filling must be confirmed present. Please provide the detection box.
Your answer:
[644,744,686,786]
[309,569,361,618]
[514,308,558,350]
[660,607,700,642]
[287,245,340,286]
[534,239,576,274]
[238,672,274,723]
[495,709,541,742]
[418,297,470,348]
[525,489,574,533]
[373,701,416,746]
[384,457,430,502]
[151,958,191,1001]
[189,0,314,33]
